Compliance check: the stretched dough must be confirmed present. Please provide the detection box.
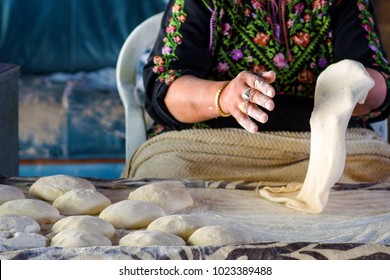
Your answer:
[259,60,375,213]
[119,230,186,247]
[0,185,25,205]
[0,199,61,225]
[52,189,111,215]
[128,181,194,212]
[29,174,95,202]
[99,200,166,229]
[51,215,115,238]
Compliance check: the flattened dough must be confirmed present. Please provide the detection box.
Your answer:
[29,174,95,201]
[51,215,115,238]
[50,229,112,247]
[188,226,253,246]
[259,60,375,213]
[128,181,194,212]
[99,200,166,229]
[0,231,47,249]
[0,214,40,233]
[147,214,205,240]
[119,230,186,247]
[0,199,61,224]
[52,189,111,215]
[0,185,25,205]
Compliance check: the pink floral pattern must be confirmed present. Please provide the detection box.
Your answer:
[150,0,389,130]
[152,0,187,85]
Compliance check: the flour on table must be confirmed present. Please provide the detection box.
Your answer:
[187,225,253,246]
[29,174,96,202]
[51,215,116,238]
[52,189,111,215]
[128,181,194,213]
[0,199,61,225]
[119,230,186,247]
[0,214,41,234]
[259,59,375,213]
[99,200,166,229]
[0,231,47,249]
[50,229,112,248]
[147,214,205,240]
[0,184,25,205]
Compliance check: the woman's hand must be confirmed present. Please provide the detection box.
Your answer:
[219,71,277,133]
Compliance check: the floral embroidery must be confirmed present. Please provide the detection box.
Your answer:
[273,53,289,69]
[253,32,270,46]
[152,0,187,85]
[232,49,244,60]
[292,32,311,47]
[208,0,333,97]
[353,0,390,121]
[149,0,388,135]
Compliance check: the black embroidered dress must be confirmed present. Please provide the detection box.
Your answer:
[143,0,390,135]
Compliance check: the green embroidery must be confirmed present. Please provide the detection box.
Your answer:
[209,0,334,98]
[152,0,187,85]
[353,0,390,120]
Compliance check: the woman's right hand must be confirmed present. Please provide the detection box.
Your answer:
[218,71,277,133]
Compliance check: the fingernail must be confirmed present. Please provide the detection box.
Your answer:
[247,124,257,133]
[265,100,274,111]
[266,89,274,97]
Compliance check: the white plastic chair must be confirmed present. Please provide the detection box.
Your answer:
[116,12,163,165]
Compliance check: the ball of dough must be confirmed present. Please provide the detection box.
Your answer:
[0,199,61,225]
[0,214,40,233]
[119,230,186,247]
[0,231,47,249]
[29,174,96,202]
[188,226,253,246]
[147,214,205,240]
[0,185,25,205]
[51,215,115,238]
[52,189,111,215]
[99,200,165,229]
[128,181,194,212]
[50,229,112,248]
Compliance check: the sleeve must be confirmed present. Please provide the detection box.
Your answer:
[332,0,390,122]
[143,0,214,129]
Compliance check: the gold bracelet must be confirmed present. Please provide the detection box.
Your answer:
[214,81,231,117]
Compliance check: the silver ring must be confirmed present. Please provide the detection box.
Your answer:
[242,88,251,102]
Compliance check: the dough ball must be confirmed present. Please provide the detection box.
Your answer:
[188,226,253,246]
[128,181,194,212]
[0,231,47,249]
[0,214,40,233]
[99,200,165,229]
[0,184,25,205]
[119,230,186,247]
[29,174,95,202]
[52,189,111,215]
[0,199,61,225]
[147,214,205,240]
[50,229,112,248]
[51,215,115,238]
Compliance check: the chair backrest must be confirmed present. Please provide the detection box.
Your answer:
[116,12,163,165]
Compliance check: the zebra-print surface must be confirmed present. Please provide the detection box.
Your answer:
[0,177,389,260]
[1,242,389,260]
